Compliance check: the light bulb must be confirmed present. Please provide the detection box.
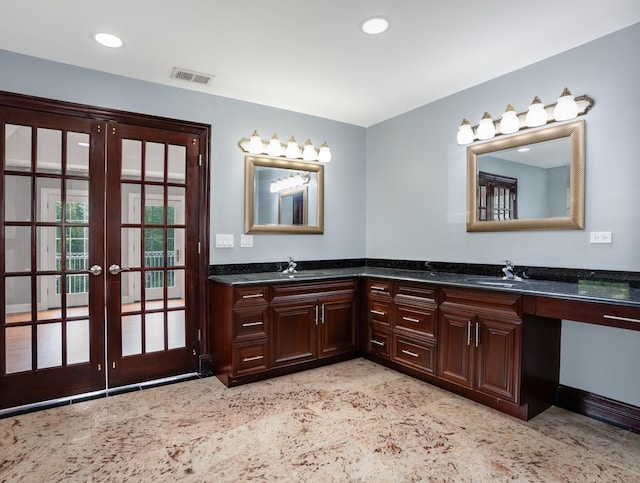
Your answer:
[302,139,317,161]
[476,113,496,141]
[317,142,332,163]
[285,137,301,158]
[499,104,520,134]
[248,131,263,154]
[267,134,283,157]
[456,119,474,145]
[526,96,547,127]
[554,87,579,121]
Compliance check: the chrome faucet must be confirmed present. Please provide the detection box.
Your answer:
[282,256,297,274]
[501,260,522,281]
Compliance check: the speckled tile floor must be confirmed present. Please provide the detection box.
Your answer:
[1,358,639,482]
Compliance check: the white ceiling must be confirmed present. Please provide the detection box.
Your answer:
[1,1,639,127]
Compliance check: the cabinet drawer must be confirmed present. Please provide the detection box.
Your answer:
[393,335,436,376]
[233,285,268,306]
[369,299,391,326]
[394,303,437,339]
[233,340,270,376]
[368,279,393,298]
[368,327,390,358]
[395,282,436,302]
[233,305,269,340]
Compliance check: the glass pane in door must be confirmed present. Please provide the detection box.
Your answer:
[1,114,102,401]
[4,124,31,171]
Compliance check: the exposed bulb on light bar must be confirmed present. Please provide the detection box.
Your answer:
[456,119,475,145]
[285,137,301,159]
[317,142,332,163]
[499,104,520,134]
[302,139,317,161]
[526,96,547,127]
[248,130,264,154]
[267,133,283,157]
[553,87,579,121]
[476,112,496,141]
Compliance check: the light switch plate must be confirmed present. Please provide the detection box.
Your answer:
[590,231,612,244]
[240,234,253,247]
[215,234,234,248]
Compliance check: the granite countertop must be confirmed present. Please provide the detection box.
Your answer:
[208,266,640,308]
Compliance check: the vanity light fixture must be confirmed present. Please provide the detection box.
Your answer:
[456,119,475,145]
[302,139,318,161]
[499,104,520,134]
[525,96,547,127]
[285,137,301,159]
[248,130,263,154]
[554,87,579,121]
[267,133,283,157]
[476,112,496,140]
[317,142,332,164]
[94,32,124,48]
[238,132,331,163]
[456,87,594,145]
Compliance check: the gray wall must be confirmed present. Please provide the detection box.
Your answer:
[1,24,639,407]
[366,23,640,406]
[0,49,367,266]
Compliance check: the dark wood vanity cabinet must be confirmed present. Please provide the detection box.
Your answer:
[392,282,438,376]
[210,278,358,386]
[437,288,560,419]
[365,279,438,376]
[366,279,393,359]
[270,279,358,367]
[210,284,270,385]
[437,292,521,404]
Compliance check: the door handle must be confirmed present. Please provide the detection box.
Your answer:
[83,264,103,276]
[109,264,130,275]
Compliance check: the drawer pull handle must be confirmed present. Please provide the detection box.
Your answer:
[401,349,419,358]
[603,314,640,324]
[370,310,386,316]
[242,293,263,299]
[370,286,388,292]
[403,316,420,323]
[242,355,264,362]
[242,322,263,327]
[371,339,385,347]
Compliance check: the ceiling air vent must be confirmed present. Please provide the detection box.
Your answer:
[170,67,214,86]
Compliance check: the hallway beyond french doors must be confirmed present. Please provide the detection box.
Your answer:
[1,94,209,409]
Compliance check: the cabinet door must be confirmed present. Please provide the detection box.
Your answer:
[318,294,357,358]
[271,301,317,366]
[437,309,474,390]
[475,317,521,403]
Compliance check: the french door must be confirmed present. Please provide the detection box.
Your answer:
[1,95,208,409]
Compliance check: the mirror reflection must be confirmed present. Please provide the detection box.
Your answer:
[245,155,324,234]
[467,120,585,232]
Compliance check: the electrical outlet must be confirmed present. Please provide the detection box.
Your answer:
[589,231,612,244]
[240,234,253,247]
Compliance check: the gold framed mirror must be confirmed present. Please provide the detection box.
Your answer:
[466,120,585,232]
[245,155,324,234]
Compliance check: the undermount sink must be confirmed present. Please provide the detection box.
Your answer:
[279,271,328,279]
[464,277,523,288]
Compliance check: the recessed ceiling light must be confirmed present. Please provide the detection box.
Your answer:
[517,147,531,153]
[94,32,124,48]
[361,17,389,35]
